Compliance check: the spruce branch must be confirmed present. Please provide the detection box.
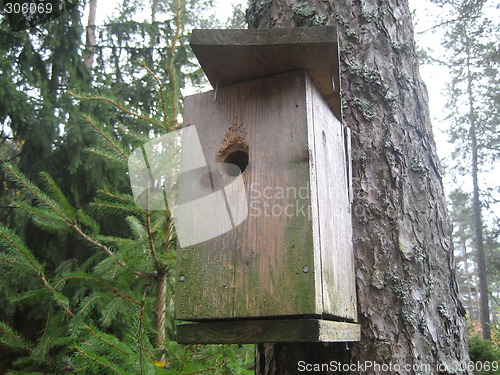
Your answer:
[165,0,183,131]
[90,200,146,216]
[15,201,67,225]
[85,116,129,161]
[69,92,164,130]
[140,62,169,132]
[70,223,148,278]
[78,293,111,319]
[0,225,44,276]
[183,367,220,375]
[4,164,69,222]
[117,124,150,142]
[97,189,135,202]
[417,14,481,34]
[53,273,138,305]
[0,253,38,276]
[0,320,70,373]
[87,147,127,165]
[40,172,76,220]
[0,322,33,352]
[74,346,126,374]
[85,327,132,355]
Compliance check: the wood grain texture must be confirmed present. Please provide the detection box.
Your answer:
[176,319,360,344]
[190,27,342,121]
[176,70,317,320]
[175,70,357,326]
[306,77,357,321]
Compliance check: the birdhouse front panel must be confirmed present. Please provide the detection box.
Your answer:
[175,69,357,322]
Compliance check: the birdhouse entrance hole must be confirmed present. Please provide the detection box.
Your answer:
[224,150,248,176]
[216,123,249,177]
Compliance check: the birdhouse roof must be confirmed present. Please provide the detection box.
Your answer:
[190,27,341,120]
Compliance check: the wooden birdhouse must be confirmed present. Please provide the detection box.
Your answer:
[174,27,359,343]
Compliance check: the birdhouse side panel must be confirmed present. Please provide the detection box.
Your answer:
[306,77,358,321]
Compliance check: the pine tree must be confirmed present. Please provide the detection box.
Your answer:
[432,0,500,340]
[449,190,478,320]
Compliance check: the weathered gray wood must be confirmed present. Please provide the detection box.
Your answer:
[176,319,360,344]
[176,70,318,320]
[175,70,357,325]
[306,76,357,320]
[190,27,342,121]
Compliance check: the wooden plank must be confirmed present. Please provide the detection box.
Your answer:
[305,76,325,316]
[176,70,318,320]
[307,75,358,321]
[190,27,342,121]
[176,319,360,344]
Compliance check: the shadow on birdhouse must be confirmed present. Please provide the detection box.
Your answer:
[174,27,359,344]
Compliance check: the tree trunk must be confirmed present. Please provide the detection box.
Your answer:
[473,259,482,326]
[462,240,475,320]
[84,0,97,70]
[247,0,470,372]
[149,0,159,62]
[466,49,490,340]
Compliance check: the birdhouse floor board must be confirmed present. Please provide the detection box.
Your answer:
[176,319,360,344]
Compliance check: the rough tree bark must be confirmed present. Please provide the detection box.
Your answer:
[246,0,470,373]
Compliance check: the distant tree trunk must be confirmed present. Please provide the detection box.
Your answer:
[473,259,482,324]
[466,48,491,340]
[462,241,475,320]
[247,0,470,372]
[84,0,97,70]
[149,0,159,62]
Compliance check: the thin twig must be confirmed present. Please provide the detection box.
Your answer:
[85,116,129,160]
[70,223,149,278]
[489,291,500,307]
[416,14,481,34]
[69,92,164,129]
[140,62,169,131]
[165,0,183,131]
